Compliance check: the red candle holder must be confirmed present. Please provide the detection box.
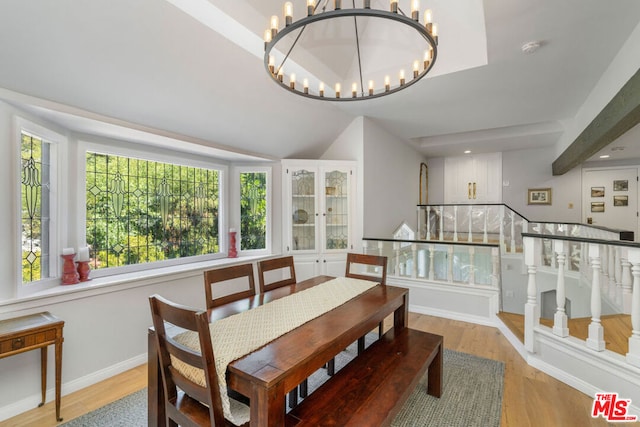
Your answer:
[76,261,91,282]
[228,231,238,258]
[61,254,80,285]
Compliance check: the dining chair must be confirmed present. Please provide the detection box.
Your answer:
[149,294,250,427]
[204,264,256,309]
[345,253,389,354]
[257,256,297,293]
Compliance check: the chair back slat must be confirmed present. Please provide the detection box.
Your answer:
[204,264,256,309]
[257,256,297,293]
[345,253,388,285]
[149,294,228,426]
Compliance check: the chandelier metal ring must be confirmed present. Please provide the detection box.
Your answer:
[264,6,439,101]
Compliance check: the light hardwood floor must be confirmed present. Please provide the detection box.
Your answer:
[0,313,611,427]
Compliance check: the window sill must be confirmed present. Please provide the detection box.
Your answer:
[0,254,276,315]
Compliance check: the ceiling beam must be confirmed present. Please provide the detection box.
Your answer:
[552,68,640,176]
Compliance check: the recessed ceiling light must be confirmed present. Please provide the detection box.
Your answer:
[464,150,471,154]
[599,154,610,159]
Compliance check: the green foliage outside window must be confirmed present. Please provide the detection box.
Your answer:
[240,172,267,250]
[86,152,220,269]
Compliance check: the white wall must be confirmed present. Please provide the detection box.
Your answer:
[362,118,426,237]
[555,21,640,156]
[425,157,444,204]
[502,147,582,223]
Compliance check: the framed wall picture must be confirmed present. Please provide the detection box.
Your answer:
[591,187,605,197]
[613,195,628,207]
[591,202,605,213]
[613,180,628,191]
[527,188,552,205]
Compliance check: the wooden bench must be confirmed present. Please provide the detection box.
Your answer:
[286,327,443,426]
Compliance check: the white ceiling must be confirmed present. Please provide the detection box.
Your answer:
[0,0,639,161]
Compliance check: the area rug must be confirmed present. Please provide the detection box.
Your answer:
[61,345,504,427]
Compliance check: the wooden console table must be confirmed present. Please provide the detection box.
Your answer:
[0,312,64,421]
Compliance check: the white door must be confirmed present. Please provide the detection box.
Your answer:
[582,167,638,240]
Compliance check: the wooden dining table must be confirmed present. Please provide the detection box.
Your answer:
[147,275,409,427]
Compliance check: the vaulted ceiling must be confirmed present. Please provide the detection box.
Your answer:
[0,0,639,161]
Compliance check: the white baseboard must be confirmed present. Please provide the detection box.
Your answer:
[0,353,147,422]
[410,304,498,327]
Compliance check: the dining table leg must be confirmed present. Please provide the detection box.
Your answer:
[394,292,409,330]
[251,381,285,426]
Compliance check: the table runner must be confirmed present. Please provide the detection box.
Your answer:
[172,276,377,425]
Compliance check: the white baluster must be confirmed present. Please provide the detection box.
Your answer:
[426,207,431,240]
[510,211,516,253]
[377,241,384,258]
[453,205,458,242]
[438,206,443,241]
[499,205,506,252]
[553,240,569,337]
[468,246,475,285]
[609,245,617,301]
[468,205,473,243]
[615,246,623,306]
[411,243,418,278]
[524,236,540,353]
[393,242,400,276]
[418,249,427,278]
[483,205,488,243]
[428,244,435,281]
[447,245,454,282]
[491,247,499,288]
[622,248,632,314]
[626,248,640,367]
[601,245,609,295]
[587,244,606,351]
[362,240,369,254]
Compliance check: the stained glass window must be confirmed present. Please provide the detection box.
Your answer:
[86,152,220,270]
[240,172,267,250]
[21,132,51,283]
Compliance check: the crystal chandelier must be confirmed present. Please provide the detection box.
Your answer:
[264,0,439,101]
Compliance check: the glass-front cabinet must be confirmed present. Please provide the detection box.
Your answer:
[283,160,356,280]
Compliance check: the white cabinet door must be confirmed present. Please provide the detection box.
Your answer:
[283,160,357,260]
[444,153,502,203]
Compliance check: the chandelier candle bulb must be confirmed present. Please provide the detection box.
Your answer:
[364,0,371,9]
[411,0,420,20]
[352,83,357,98]
[335,83,341,98]
[368,80,374,96]
[307,0,315,16]
[263,30,272,50]
[284,2,293,26]
[400,69,405,85]
[289,73,296,89]
[385,75,390,92]
[390,0,398,13]
[432,23,438,44]
[303,78,309,94]
[268,55,275,73]
[319,81,325,97]
[413,60,420,78]
[425,9,433,33]
[270,15,279,38]
[335,0,341,10]
[277,68,284,82]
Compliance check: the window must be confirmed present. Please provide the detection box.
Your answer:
[239,171,268,251]
[21,131,53,283]
[85,151,222,271]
